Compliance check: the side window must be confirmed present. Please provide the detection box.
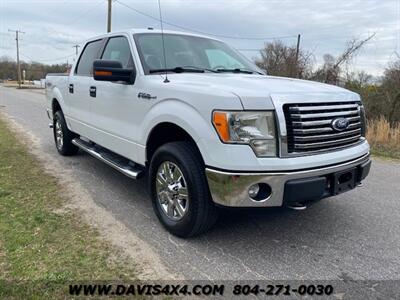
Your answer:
[101,36,133,68]
[75,39,103,76]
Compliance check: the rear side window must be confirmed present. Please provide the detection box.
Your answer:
[75,39,103,76]
[101,36,133,68]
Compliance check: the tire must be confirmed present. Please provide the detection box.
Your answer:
[53,111,79,156]
[149,142,218,238]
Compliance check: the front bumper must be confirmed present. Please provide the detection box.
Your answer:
[206,154,371,207]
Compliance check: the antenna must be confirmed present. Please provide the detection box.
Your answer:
[158,0,169,83]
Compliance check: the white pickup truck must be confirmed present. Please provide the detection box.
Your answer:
[46,28,371,237]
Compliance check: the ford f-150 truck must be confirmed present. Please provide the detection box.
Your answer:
[46,28,371,237]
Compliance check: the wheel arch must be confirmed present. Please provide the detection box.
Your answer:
[49,85,66,115]
[146,122,204,165]
[51,95,73,131]
[52,98,62,114]
[141,99,217,166]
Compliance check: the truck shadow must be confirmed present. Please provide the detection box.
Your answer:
[91,163,358,246]
[212,199,357,240]
[68,152,379,279]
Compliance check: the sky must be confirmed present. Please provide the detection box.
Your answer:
[0,0,399,76]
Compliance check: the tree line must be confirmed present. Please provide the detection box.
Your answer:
[0,56,68,82]
[254,36,400,125]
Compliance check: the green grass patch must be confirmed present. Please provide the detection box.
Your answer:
[370,143,400,160]
[0,117,137,298]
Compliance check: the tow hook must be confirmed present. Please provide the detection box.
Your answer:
[357,182,363,187]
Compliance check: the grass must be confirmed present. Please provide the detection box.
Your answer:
[367,117,400,160]
[0,117,137,298]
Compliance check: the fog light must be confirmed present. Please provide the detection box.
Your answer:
[248,183,272,201]
[248,184,260,198]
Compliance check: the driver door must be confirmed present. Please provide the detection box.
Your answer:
[88,35,143,162]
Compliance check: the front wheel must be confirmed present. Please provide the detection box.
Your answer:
[149,142,218,238]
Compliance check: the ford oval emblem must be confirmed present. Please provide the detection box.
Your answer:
[332,118,350,131]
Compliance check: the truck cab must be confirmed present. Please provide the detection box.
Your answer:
[46,28,371,237]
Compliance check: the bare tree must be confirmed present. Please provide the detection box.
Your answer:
[345,71,373,87]
[255,40,314,79]
[312,34,376,85]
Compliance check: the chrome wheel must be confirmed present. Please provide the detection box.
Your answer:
[156,161,189,221]
[55,119,63,150]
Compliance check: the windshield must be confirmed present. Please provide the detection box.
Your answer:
[134,33,262,74]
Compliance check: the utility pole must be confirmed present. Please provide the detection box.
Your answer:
[72,44,80,55]
[295,34,301,78]
[107,0,112,33]
[8,29,25,88]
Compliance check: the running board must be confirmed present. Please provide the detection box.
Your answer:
[72,138,144,179]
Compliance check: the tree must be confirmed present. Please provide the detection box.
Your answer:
[343,60,400,124]
[311,34,375,85]
[381,60,400,124]
[255,40,313,79]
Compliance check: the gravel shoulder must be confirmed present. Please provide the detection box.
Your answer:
[0,100,177,282]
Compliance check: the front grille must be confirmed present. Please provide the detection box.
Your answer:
[284,102,363,154]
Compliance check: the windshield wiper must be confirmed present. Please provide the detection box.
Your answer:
[181,66,219,73]
[215,68,259,74]
[149,66,262,75]
[149,67,205,74]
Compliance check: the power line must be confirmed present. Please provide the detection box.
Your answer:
[20,53,76,63]
[69,0,105,26]
[39,0,104,41]
[7,0,104,66]
[40,53,76,62]
[115,0,297,41]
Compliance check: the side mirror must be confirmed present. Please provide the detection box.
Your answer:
[93,60,135,84]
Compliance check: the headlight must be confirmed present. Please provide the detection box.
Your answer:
[212,111,277,157]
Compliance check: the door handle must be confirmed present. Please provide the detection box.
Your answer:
[69,84,74,94]
[89,86,96,98]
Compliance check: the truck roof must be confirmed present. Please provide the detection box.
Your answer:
[82,28,220,45]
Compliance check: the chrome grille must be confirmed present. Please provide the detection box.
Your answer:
[284,102,364,154]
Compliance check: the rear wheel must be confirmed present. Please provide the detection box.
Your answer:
[53,111,79,156]
[149,142,218,237]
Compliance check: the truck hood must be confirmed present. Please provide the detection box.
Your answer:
[165,73,360,109]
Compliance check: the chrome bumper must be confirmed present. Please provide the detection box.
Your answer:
[206,154,371,207]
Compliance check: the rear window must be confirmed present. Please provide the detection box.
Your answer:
[75,39,103,76]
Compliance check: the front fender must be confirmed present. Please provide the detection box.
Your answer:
[140,99,218,164]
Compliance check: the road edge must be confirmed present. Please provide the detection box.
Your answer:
[0,110,179,280]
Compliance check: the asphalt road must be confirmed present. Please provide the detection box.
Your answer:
[1,86,399,283]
